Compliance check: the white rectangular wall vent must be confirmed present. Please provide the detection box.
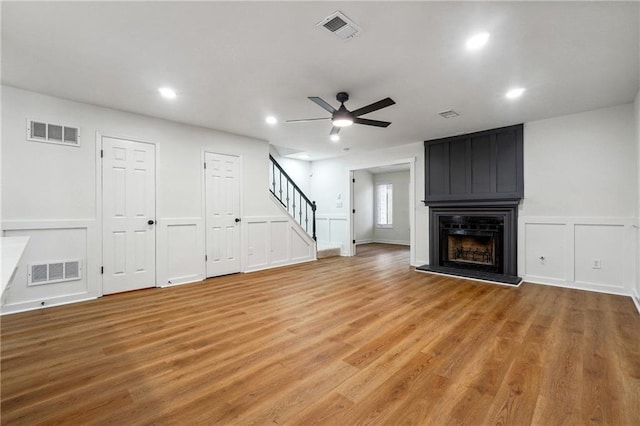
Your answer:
[27,119,80,147]
[317,11,362,40]
[28,260,82,286]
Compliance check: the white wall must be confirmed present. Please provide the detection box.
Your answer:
[519,103,637,296]
[1,86,313,313]
[353,169,374,243]
[268,147,312,197]
[311,146,423,264]
[374,170,410,245]
[310,103,638,297]
[634,89,640,309]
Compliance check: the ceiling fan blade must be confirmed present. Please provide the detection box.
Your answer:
[309,97,337,114]
[354,117,392,128]
[285,117,331,123]
[351,97,396,117]
[329,126,341,136]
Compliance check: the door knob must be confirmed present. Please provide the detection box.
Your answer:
[235,218,241,223]
[148,220,155,225]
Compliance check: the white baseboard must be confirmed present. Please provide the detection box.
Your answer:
[244,257,317,273]
[633,288,640,314]
[373,239,410,246]
[1,294,98,315]
[522,276,630,297]
[160,275,205,288]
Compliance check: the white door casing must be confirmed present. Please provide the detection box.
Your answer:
[102,136,156,294]
[205,152,241,277]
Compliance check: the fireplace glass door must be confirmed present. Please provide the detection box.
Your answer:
[439,215,503,274]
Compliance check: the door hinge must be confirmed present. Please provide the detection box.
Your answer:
[205,254,208,261]
[352,178,355,183]
[101,266,104,274]
[100,149,103,158]
[204,162,207,169]
[353,240,356,244]
[352,209,355,214]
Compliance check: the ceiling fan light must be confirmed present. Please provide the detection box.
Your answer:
[332,118,353,127]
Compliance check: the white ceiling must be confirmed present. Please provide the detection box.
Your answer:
[2,1,638,160]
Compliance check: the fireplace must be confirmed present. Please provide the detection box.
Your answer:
[418,202,521,285]
[441,215,502,273]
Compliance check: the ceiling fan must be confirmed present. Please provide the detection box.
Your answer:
[286,92,395,136]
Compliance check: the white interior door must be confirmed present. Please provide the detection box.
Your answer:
[102,136,156,294]
[205,152,241,277]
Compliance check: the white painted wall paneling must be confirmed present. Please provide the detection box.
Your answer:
[243,216,316,272]
[519,217,635,296]
[316,215,349,255]
[1,86,284,311]
[157,218,205,287]
[1,220,100,314]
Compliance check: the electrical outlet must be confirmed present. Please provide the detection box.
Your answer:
[592,259,601,269]
[539,256,545,265]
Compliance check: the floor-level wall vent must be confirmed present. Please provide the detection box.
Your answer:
[27,119,80,147]
[28,260,82,286]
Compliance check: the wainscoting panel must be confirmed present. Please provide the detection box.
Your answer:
[270,220,289,264]
[247,221,269,269]
[244,216,316,272]
[291,226,312,261]
[1,220,100,314]
[519,217,635,296]
[157,218,205,287]
[574,224,628,292]
[316,215,349,255]
[523,222,567,284]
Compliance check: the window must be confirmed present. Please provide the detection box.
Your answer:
[376,183,393,227]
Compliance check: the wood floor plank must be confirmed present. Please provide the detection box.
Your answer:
[1,243,638,425]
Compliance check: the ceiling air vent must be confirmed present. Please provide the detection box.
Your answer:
[438,110,460,119]
[317,11,361,40]
[27,119,80,147]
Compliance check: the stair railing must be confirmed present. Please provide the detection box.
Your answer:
[269,155,316,241]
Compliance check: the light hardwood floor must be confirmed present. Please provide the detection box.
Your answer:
[1,243,639,425]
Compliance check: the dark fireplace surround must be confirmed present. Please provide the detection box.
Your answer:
[423,202,521,285]
[418,124,524,285]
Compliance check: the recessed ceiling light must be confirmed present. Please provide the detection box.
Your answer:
[158,87,177,99]
[466,32,490,50]
[330,134,340,142]
[265,116,277,125]
[505,87,526,99]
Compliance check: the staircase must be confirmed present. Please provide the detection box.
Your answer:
[269,155,342,259]
[269,155,316,241]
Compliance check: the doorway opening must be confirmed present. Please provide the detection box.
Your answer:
[348,158,415,265]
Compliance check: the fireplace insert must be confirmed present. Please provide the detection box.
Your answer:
[439,215,503,274]
[418,202,521,285]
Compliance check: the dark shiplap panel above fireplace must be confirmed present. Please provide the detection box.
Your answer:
[423,124,523,205]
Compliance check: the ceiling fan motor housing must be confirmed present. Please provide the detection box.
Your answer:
[336,92,349,103]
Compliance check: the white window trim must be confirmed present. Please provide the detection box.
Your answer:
[376,182,393,228]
